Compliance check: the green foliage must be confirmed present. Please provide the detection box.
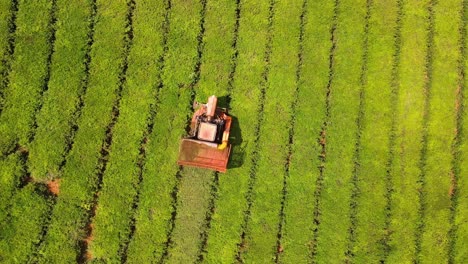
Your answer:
[165,168,213,263]
[281,0,334,262]
[455,2,468,262]
[202,0,272,262]
[0,0,10,65]
[0,0,467,262]
[312,0,367,262]
[0,0,52,154]
[386,0,428,262]
[0,0,54,227]
[0,185,51,263]
[125,0,204,262]
[38,0,130,262]
[163,0,240,262]
[27,0,92,180]
[239,0,303,262]
[87,0,166,261]
[0,153,22,223]
[351,0,398,262]
[0,0,54,262]
[196,0,237,101]
[0,0,13,108]
[420,0,461,262]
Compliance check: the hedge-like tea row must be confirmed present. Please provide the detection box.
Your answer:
[123,0,204,261]
[37,0,130,262]
[0,184,51,263]
[0,0,15,110]
[27,0,92,181]
[0,153,21,222]
[0,0,53,222]
[280,0,334,262]
[420,0,461,262]
[312,0,367,262]
[386,0,428,262]
[239,0,303,262]
[165,168,213,263]
[194,1,240,260]
[87,0,166,261]
[351,0,399,262]
[455,0,468,260]
[195,0,238,100]
[202,0,272,262]
[0,150,22,227]
[0,0,55,262]
[163,0,240,261]
[0,0,53,154]
[1,0,92,260]
[0,0,11,77]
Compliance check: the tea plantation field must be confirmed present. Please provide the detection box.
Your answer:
[0,0,467,263]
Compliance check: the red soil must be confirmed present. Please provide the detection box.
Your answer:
[85,251,93,261]
[83,223,95,260]
[449,170,456,197]
[46,179,61,196]
[277,244,284,253]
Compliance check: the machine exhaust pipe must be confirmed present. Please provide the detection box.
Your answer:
[206,95,217,121]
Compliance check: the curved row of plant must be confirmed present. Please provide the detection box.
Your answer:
[455,0,468,261]
[0,0,58,262]
[237,0,304,262]
[279,0,334,262]
[27,0,95,184]
[419,0,463,262]
[0,0,54,227]
[162,0,242,262]
[83,0,167,261]
[201,0,273,262]
[122,0,206,262]
[0,0,55,155]
[0,0,17,112]
[311,0,367,262]
[349,0,400,262]
[0,147,22,225]
[14,0,94,260]
[0,0,12,100]
[35,0,132,262]
[385,0,428,262]
[0,185,51,262]
[194,0,240,261]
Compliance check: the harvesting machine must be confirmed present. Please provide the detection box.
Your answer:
[177,95,232,172]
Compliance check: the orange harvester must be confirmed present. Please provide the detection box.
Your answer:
[177,95,232,172]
